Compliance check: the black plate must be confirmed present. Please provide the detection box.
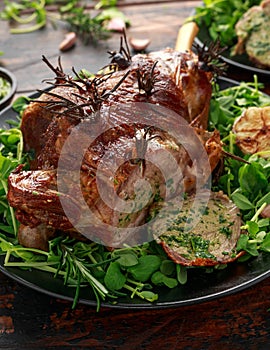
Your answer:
[194,21,270,81]
[1,78,270,309]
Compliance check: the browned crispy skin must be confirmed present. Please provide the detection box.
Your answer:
[8,48,222,253]
[21,49,212,159]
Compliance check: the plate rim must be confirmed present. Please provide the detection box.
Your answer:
[1,254,270,309]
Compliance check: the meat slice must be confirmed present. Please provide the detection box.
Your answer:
[151,191,244,266]
[233,0,270,68]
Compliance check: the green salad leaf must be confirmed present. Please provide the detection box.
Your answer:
[189,0,262,48]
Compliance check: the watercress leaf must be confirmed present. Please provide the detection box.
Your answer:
[260,233,270,252]
[104,261,126,291]
[176,264,187,285]
[238,163,267,195]
[95,7,130,26]
[160,259,175,276]
[47,252,61,263]
[151,271,178,288]
[95,0,118,9]
[14,249,35,261]
[257,192,270,207]
[246,221,259,236]
[7,133,20,144]
[258,218,270,228]
[236,234,249,251]
[139,290,158,302]
[245,241,259,256]
[60,0,79,13]
[0,238,14,251]
[127,255,161,282]
[209,99,223,125]
[237,253,252,262]
[217,172,234,193]
[12,96,30,114]
[231,192,254,210]
[256,231,266,242]
[113,251,138,267]
[0,224,15,234]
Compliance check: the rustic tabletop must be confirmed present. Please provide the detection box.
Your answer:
[1,1,270,349]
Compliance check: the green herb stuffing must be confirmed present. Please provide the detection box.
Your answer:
[1,78,270,309]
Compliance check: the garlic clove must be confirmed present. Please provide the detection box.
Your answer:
[59,32,77,52]
[106,17,126,32]
[129,38,151,52]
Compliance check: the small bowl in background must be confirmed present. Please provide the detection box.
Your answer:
[0,67,17,111]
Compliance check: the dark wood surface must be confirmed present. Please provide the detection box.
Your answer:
[1,1,270,348]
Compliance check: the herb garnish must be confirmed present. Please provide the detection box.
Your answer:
[188,0,262,48]
[210,78,270,260]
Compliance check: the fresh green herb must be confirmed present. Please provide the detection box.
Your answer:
[210,78,270,260]
[0,115,25,236]
[62,6,110,44]
[209,77,270,140]
[189,0,261,48]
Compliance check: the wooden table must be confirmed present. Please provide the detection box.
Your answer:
[1,1,270,348]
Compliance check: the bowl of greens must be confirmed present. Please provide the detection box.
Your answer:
[0,67,17,110]
[190,0,270,80]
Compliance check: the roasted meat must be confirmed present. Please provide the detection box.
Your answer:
[7,42,238,263]
[233,0,270,68]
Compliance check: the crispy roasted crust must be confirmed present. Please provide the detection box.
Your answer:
[7,48,227,253]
